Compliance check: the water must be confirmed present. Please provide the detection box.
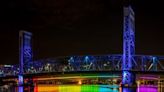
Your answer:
[1,78,164,92]
[34,85,119,92]
[5,84,162,92]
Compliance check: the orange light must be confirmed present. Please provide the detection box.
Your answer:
[78,80,82,85]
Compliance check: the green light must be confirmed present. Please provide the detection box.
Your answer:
[81,85,99,92]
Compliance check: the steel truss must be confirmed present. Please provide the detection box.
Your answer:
[0,54,164,77]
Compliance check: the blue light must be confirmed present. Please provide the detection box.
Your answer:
[18,75,23,86]
[99,85,119,92]
[122,71,134,85]
[19,31,32,74]
[123,71,127,78]
[69,57,74,63]
[85,56,89,63]
[18,86,23,92]
[85,56,89,60]
[153,57,156,62]
[122,6,135,85]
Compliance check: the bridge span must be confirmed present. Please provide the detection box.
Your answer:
[1,5,164,92]
[0,54,164,78]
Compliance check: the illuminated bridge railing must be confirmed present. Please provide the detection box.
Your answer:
[0,54,164,77]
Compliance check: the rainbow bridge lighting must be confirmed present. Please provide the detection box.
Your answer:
[34,85,120,92]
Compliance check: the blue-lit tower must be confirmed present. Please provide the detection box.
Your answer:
[19,31,32,86]
[122,6,136,86]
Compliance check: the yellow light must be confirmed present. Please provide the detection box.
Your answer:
[37,85,59,92]
[137,80,140,87]
[113,79,117,82]
[78,80,82,85]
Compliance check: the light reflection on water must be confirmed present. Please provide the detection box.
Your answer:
[15,84,161,92]
[34,85,120,92]
[18,86,23,92]
[1,84,162,92]
[138,86,157,92]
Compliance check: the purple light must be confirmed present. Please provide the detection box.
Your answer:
[138,85,158,92]
[18,75,23,85]
[18,86,23,92]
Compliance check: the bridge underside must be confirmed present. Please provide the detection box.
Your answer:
[1,71,163,81]
[24,71,164,78]
[1,71,163,87]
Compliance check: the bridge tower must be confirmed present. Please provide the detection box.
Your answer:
[19,31,33,86]
[122,6,136,86]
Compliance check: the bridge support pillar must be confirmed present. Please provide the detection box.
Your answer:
[18,75,24,92]
[122,87,136,92]
[122,5,136,89]
[122,71,136,87]
[19,31,32,91]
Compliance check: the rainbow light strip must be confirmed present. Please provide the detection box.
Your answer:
[33,74,120,92]
[34,85,119,92]
[34,85,158,92]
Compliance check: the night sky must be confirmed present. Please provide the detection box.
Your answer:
[0,0,164,64]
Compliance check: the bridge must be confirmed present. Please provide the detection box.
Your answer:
[0,54,164,77]
[0,5,164,91]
